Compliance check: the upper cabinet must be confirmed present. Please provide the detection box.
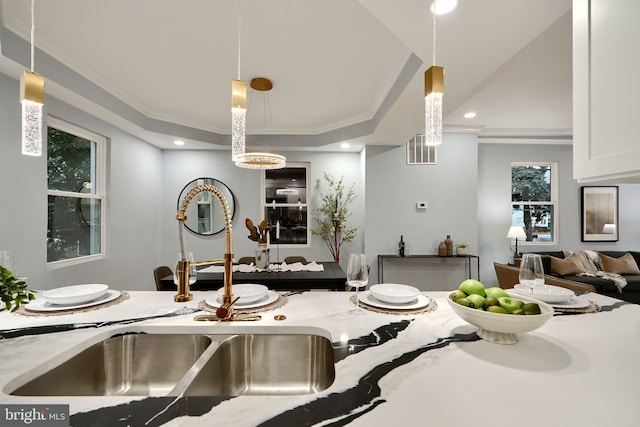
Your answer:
[573,0,640,183]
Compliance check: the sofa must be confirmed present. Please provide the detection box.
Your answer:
[518,250,640,304]
[494,262,597,294]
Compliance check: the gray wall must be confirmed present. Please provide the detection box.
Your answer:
[478,143,640,286]
[365,133,479,288]
[0,73,162,291]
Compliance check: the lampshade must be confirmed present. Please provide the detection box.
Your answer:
[231,79,247,161]
[507,226,527,239]
[424,66,444,146]
[20,71,44,156]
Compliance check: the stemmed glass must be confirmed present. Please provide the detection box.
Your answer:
[347,253,368,315]
[174,252,197,285]
[519,253,544,294]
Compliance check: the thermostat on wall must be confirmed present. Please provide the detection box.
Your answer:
[416,201,427,210]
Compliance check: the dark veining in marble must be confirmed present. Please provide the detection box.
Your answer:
[258,332,481,427]
[333,320,412,362]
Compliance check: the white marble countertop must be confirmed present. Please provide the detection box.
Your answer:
[0,290,638,427]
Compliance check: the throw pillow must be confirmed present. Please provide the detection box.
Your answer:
[550,252,587,276]
[599,252,640,274]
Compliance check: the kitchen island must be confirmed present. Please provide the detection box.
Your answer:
[0,290,638,427]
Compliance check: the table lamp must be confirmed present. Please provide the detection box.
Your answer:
[507,226,527,258]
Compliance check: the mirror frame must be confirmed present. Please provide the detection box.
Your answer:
[177,177,236,236]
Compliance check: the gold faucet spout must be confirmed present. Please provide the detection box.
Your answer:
[174,184,234,320]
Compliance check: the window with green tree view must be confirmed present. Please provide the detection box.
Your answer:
[511,162,557,244]
[47,117,106,264]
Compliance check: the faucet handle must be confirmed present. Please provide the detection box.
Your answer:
[216,295,240,320]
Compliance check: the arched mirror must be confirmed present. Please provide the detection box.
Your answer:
[177,178,236,236]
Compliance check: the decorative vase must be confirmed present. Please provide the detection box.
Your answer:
[445,235,454,256]
[456,247,468,256]
[255,244,270,269]
[438,241,447,257]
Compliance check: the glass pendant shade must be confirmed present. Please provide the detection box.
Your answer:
[20,70,44,156]
[231,79,247,161]
[424,66,444,146]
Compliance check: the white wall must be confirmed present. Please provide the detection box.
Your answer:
[478,142,640,286]
[0,73,163,291]
[364,133,480,288]
[159,150,364,272]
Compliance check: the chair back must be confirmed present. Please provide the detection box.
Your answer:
[237,256,256,264]
[153,266,174,291]
[284,256,307,264]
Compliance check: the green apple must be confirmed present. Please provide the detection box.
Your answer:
[487,305,508,314]
[485,287,509,299]
[466,294,485,310]
[454,297,472,307]
[522,302,542,315]
[497,296,523,313]
[459,279,486,297]
[450,290,467,302]
[482,296,500,309]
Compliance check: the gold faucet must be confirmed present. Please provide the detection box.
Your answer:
[175,183,236,320]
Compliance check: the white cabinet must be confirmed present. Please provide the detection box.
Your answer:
[573,0,640,183]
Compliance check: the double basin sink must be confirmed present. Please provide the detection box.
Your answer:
[8,328,336,397]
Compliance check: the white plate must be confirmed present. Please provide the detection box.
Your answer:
[206,290,278,309]
[513,284,575,303]
[216,283,268,304]
[358,291,430,310]
[369,283,420,304]
[26,290,121,312]
[42,284,109,305]
[550,297,591,309]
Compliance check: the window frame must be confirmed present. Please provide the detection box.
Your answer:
[260,162,311,247]
[46,116,107,268]
[511,161,558,245]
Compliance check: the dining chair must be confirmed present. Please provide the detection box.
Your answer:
[284,256,307,264]
[237,256,256,264]
[153,266,174,291]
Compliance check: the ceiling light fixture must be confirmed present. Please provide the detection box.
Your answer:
[231,13,246,162]
[340,142,351,149]
[174,139,185,146]
[424,0,444,146]
[464,112,476,119]
[20,0,44,156]
[235,77,286,170]
[431,0,457,15]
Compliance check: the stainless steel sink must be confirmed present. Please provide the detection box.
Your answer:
[10,333,212,396]
[8,331,335,397]
[182,334,335,396]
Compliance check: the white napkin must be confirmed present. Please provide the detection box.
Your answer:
[277,261,324,272]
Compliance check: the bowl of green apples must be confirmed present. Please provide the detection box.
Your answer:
[448,279,554,344]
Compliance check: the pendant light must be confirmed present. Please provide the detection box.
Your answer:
[235,77,286,170]
[424,0,444,146]
[20,0,44,156]
[231,13,247,161]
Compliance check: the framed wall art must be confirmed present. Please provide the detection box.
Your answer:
[581,186,619,242]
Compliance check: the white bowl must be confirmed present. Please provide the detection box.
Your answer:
[370,284,420,304]
[447,291,554,344]
[42,284,109,305]
[513,284,575,303]
[217,283,268,304]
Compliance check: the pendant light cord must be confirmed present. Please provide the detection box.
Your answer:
[432,0,437,66]
[236,14,242,80]
[30,0,35,72]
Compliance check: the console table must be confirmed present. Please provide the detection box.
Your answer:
[377,254,480,285]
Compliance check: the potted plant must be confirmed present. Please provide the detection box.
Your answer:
[245,218,271,269]
[455,243,469,256]
[1,266,36,312]
[311,173,359,264]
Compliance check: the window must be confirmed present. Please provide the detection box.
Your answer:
[261,163,310,246]
[511,162,557,244]
[47,117,106,265]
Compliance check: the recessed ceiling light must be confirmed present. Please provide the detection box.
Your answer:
[174,139,185,146]
[430,0,457,15]
[340,142,351,149]
[464,112,477,119]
